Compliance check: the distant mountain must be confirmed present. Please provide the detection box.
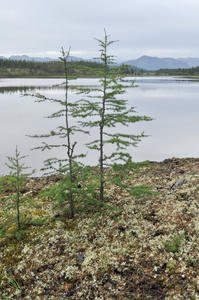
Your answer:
[2,54,199,70]
[123,55,191,71]
[177,57,199,67]
[9,55,54,62]
[0,55,85,62]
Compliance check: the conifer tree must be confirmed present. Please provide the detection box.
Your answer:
[5,146,35,229]
[77,30,153,202]
[27,48,87,219]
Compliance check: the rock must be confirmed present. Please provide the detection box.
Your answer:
[171,178,186,190]
[77,253,84,264]
[179,170,185,174]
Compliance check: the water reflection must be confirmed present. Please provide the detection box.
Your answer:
[0,85,59,94]
[1,77,199,176]
[0,83,100,94]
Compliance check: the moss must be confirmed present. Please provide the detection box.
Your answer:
[163,233,185,253]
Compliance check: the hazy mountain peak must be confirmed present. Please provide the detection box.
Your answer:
[123,56,191,71]
[0,54,85,62]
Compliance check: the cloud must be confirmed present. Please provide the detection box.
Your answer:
[1,0,199,60]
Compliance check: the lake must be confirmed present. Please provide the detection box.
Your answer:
[1,76,199,176]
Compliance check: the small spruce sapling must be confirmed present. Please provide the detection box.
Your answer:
[77,30,153,202]
[5,146,35,230]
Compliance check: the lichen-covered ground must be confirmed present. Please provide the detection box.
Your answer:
[0,158,199,299]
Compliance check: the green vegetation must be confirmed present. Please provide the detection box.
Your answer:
[0,56,144,78]
[163,233,185,253]
[24,31,152,218]
[75,30,152,202]
[5,272,21,291]
[26,47,91,219]
[4,146,35,230]
[155,65,199,77]
[0,57,105,78]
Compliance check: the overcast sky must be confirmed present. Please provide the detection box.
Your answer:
[1,0,199,61]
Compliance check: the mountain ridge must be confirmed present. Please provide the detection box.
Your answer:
[123,55,197,70]
[1,54,199,70]
[0,54,84,62]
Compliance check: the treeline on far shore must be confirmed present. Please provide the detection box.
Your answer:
[0,58,103,77]
[1,57,199,78]
[155,66,199,77]
[0,58,140,78]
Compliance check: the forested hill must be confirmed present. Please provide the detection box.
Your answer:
[0,58,105,77]
[0,58,139,78]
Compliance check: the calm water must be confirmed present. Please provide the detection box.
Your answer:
[1,77,199,176]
